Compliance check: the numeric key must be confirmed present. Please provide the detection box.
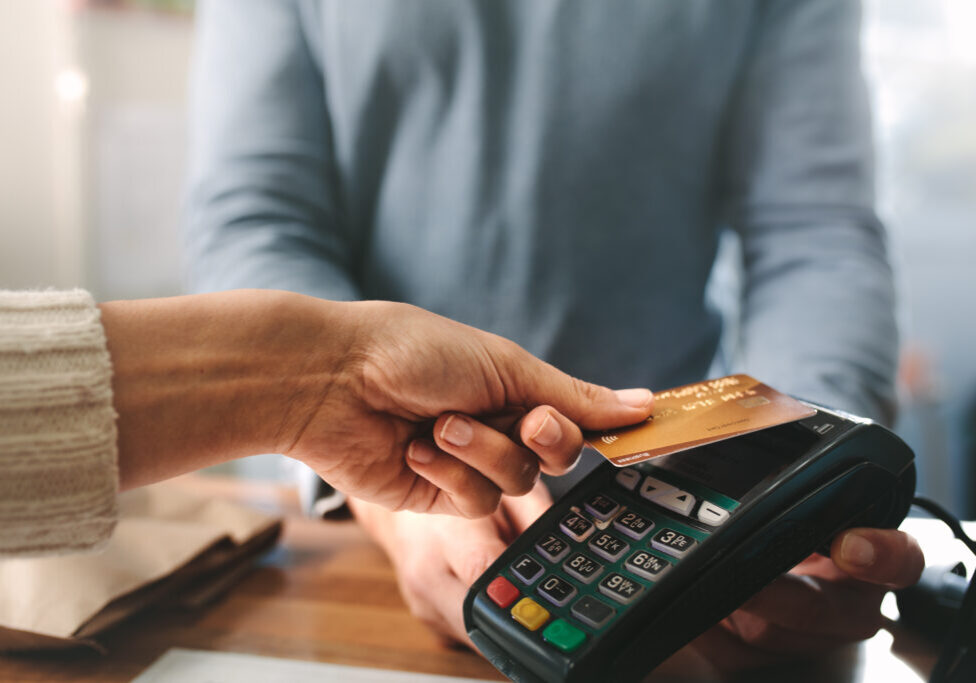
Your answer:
[563,552,604,584]
[651,528,697,558]
[588,531,630,562]
[625,550,672,581]
[584,494,621,521]
[613,510,654,539]
[536,534,570,562]
[598,572,644,605]
[559,512,595,541]
[537,575,577,607]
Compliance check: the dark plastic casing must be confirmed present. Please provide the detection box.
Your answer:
[464,405,915,683]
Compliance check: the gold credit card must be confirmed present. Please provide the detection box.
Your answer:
[586,374,816,467]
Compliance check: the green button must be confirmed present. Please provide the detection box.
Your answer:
[543,619,586,653]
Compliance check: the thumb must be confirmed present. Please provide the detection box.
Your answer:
[830,528,924,589]
[505,350,654,431]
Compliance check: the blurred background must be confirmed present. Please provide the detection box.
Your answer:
[1,0,973,516]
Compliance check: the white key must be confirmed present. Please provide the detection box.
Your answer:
[639,476,676,502]
[615,468,641,491]
[652,489,696,516]
[697,501,730,527]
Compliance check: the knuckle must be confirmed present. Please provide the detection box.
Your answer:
[506,457,539,496]
[447,468,478,500]
[461,488,502,519]
[498,336,528,362]
[509,475,537,497]
[393,480,436,514]
[449,471,499,517]
[570,376,603,403]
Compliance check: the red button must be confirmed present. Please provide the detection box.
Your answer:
[486,576,520,608]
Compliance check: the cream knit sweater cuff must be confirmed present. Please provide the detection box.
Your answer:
[0,289,118,556]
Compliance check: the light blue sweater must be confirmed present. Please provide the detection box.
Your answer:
[186,0,897,424]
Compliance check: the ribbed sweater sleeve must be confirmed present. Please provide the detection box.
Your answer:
[0,289,118,556]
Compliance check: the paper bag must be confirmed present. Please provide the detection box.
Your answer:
[0,479,282,652]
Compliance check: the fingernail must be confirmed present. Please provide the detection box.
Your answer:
[441,415,473,447]
[614,388,653,409]
[530,412,562,447]
[841,533,876,567]
[408,441,436,464]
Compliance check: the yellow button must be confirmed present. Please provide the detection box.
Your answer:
[511,597,550,631]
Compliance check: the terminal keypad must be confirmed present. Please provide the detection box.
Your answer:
[483,462,736,659]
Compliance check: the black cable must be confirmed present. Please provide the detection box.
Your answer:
[912,496,976,557]
[929,567,976,683]
[910,497,976,683]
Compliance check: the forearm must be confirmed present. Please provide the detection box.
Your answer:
[735,212,897,422]
[722,0,895,420]
[100,290,357,490]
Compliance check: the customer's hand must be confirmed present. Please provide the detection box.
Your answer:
[277,297,652,517]
[103,290,652,514]
[350,482,554,645]
[691,527,924,669]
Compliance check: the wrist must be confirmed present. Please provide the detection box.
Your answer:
[101,290,358,488]
[255,291,365,457]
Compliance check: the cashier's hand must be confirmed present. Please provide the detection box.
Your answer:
[692,527,924,668]
[349,482,554,645]
[288,299,652,518]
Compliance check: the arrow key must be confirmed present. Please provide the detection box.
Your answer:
[652,489,696,517]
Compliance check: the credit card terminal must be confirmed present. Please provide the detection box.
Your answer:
[463,404,915,682]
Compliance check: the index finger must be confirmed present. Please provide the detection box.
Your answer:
[492,338,654,430]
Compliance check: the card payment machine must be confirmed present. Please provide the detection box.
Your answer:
[463,404,916,682]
